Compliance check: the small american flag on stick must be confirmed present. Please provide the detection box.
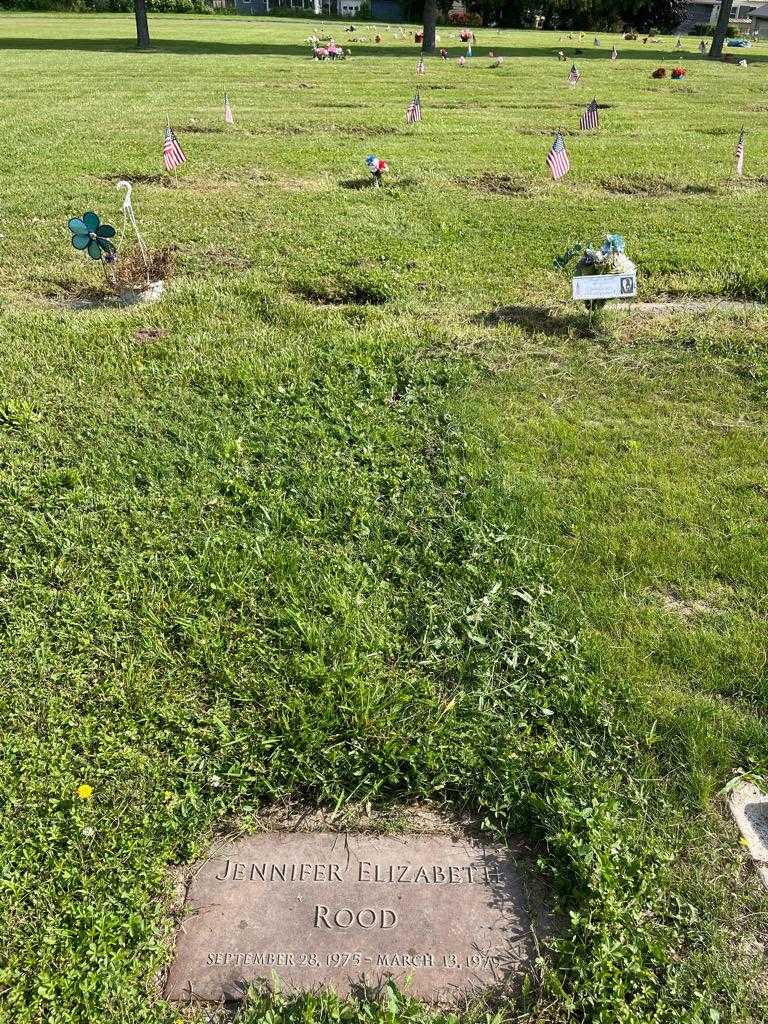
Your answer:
[406,91,422,124]
[735,127,745,176]
[224,92,234,125]
[547,131,570,180]
[163,124,187,172]
[580,98,599,131]
[568,63,581,85]
[416,54,425,75]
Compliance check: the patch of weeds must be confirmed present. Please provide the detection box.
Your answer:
[0,397,41,429]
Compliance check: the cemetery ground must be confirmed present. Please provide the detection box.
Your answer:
[1,10,768,1024]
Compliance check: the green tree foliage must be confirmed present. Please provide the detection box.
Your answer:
[453,0,685,31]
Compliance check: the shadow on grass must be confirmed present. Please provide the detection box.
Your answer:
[478,305,580,337]
[3,35,767,62]
[340,178,374,190]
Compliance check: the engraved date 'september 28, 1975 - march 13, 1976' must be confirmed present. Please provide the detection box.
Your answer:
[165,832,535,1003]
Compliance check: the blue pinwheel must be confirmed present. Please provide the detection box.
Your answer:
[67,211,116,260]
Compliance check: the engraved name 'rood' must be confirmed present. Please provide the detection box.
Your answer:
[314,905,398,929]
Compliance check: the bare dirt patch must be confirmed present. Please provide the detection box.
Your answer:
[314,101,368,109]
[43,246,176,310]
[340,124,402,137]
[244,124,313,137]
[181,124,226,135]
[96,173,235,192]
[461,173,531,196]
[274,176,329,191]
[134,327,168,344]
[600,175,719,196]
[339,176,418,190]
[657,586,713,621]
[196,246,253,273]
[725,177,768,191]
[43,279,124,309]
[517,126,576,136]
[290,280,390,306]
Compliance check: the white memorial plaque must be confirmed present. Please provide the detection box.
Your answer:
[572,274,636,301]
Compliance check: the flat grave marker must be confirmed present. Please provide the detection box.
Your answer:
[166,832,536,1004]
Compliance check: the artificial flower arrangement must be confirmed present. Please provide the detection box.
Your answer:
[67,184,172,304]
[554,233,636,308]
[314,40,345,59]
[671,66,686,79]
[366,155,388,188]
[652,67,667,78]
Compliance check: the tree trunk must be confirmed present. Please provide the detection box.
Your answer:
[135,0,151,50]
[422,0,437,53]
[708,0,731,58]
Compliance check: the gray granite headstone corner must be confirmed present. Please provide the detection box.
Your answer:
[729,781,768,890]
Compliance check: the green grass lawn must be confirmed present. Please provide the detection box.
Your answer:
[1,12,767,1024]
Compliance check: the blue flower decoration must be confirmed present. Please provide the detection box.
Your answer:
[601,233,625,256]
[67,212,116,261]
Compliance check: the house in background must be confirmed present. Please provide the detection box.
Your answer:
[749,2,768,34]
[677,0,762,32]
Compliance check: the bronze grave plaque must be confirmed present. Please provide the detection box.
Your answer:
[166,832,534,1003]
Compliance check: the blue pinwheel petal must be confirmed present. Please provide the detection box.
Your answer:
[96,223,116,239]
[71,234,90,250]
[96,236,115,253]
[82,212,100,232]
[87,239,103,260]
[68,217,88,235]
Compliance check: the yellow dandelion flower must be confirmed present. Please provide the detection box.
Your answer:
[164,791,173,801]
[76,784,93,800]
